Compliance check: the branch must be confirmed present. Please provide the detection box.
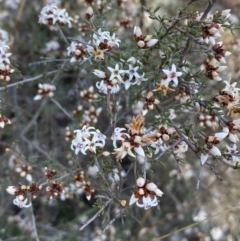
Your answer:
[0,70,58,91]
[200,0,218,21]
[79,199,111,231]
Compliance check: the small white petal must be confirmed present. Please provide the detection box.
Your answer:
[209,146,221,156]
[129,194,138,205]
[136,177,146,187]
[134,146,145,157]
[147,39,158,47]
[200,153,208,165]
[6,186,16,195]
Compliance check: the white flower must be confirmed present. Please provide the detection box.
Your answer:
[58,11,73,28]
[162,64,182,86]
[38,4,72,28]
[13,196,32,208]
[174,141,188,154]
[93,29,110,46]
[114,141,136,160]
[222,127,239,143]
[33,83,56,100]
[151,139,165,154]
[67,42,77,56]
[0,52,11,64]
[74,125,95,139]
[121,77,137,90]
[71,126,106,155]
[125,64,140,81]
[96,80,108,94]
[83,132,105,154]
[136,195,158,210]
[71,136,87,155]
[226,144,239,162]
[221,79,240,98]
[96,79,120,95]
[129,178,163,210]
[111,127,129,148]
[135,73,148,85]
[108,33,121,48]
[108,64,125,82]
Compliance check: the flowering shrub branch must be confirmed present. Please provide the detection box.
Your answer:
[1,0,240,239]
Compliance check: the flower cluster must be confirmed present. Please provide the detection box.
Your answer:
[33,83,56,100]
[142,91,160,116]
[197,11,232,82]
[60,171,95,201]
[46,181,64,199]
[112,114,147,161]
[93,59,148,94]
[15,165,32,182]
[213,79,240,117]
[200,58,227,81]
[197,10,231,46]
[129,177,163,210]
[0,31,14,83]
[81,106,102,125]
[80,86,98,102]
[93,66,121,94]
[200,132,227,164]
[112,114,189,161]
[71,125,106,155]
[82,181,95,200]
[86,28,121,60]
[198,113,219,130]
[45,167,57,180]
[67,42,87,63]
[38,3,73,28]
[133,26,158,48]
[6,182,42,208]
[154,64,183,96]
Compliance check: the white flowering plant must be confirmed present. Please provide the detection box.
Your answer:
[1,0,240,240]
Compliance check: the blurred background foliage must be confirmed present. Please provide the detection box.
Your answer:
[0,0,240,241]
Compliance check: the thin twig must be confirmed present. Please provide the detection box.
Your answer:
[57,25,69,44]
[51,98,73,120]
[102,209,124,234]
[29,201,40,241]
[0,70,58,91]
[200,0,218,21]
[79,200,111,231]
